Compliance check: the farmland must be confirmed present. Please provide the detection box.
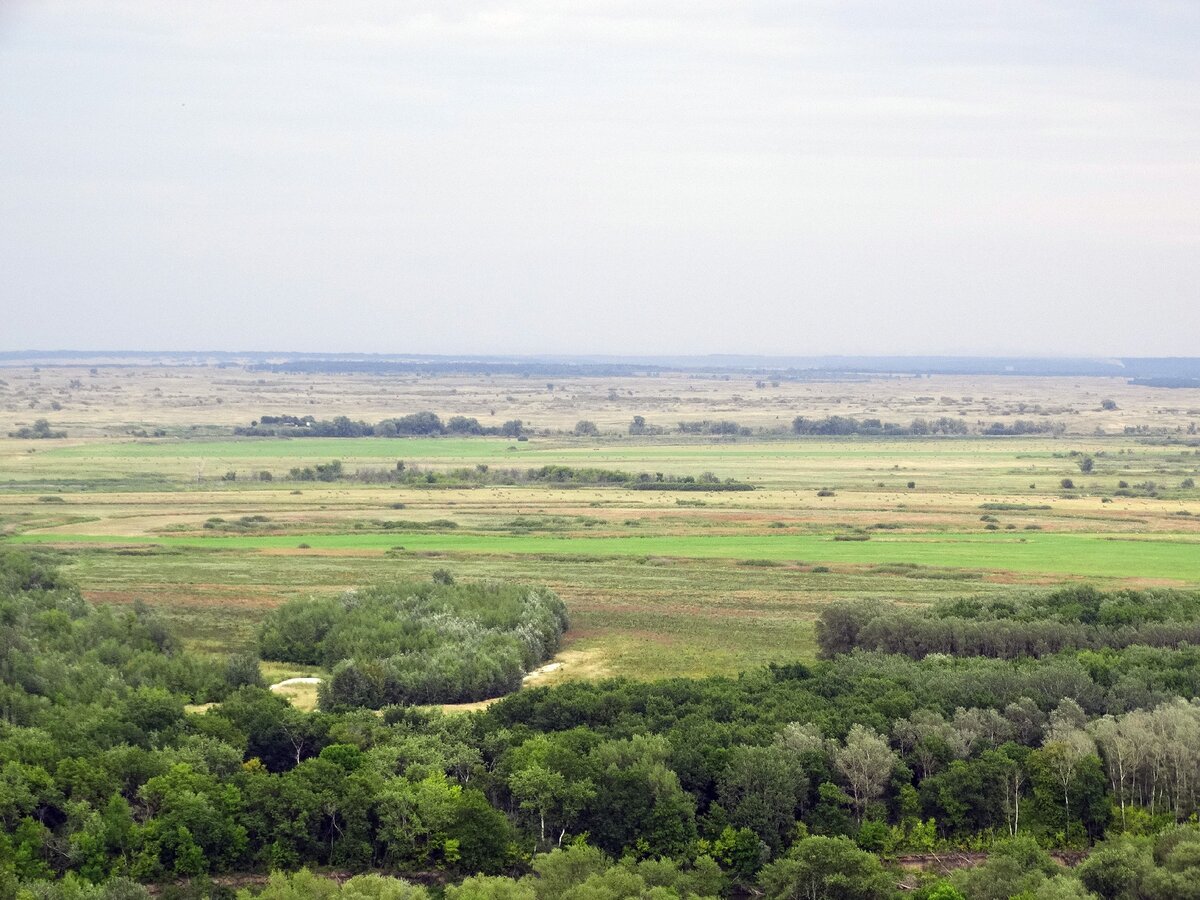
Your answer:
[3,363,1199,683]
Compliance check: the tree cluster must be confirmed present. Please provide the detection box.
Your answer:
[981,420,1064,436]
[8,419,67,439]
[792,416,969,436]
[256,580,569,707]
[677,421,752,436]
[261,461,752,492]
[234,414,512,439]
[816,587,1200,660]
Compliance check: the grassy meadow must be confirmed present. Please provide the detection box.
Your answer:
[2,365,1200,684]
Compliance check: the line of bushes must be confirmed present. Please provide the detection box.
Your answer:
[816,586,1200,660]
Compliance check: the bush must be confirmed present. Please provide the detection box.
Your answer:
[9,418,67,439]
[759,836,893,900]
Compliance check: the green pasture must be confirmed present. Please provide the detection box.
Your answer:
[34,543,1014,679]
[4,432,1200,682]
[12,529,1200,582]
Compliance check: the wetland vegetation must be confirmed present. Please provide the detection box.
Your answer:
[3,360,1200,898]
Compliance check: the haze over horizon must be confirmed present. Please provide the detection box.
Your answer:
[2,2,1198,357]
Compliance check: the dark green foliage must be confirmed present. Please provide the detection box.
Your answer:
[919,753,1013,837]
[376,412,445,437]
[288,460,344,482]
[0,549,71,593]
[717,745,808,852]
[446,416,485,435]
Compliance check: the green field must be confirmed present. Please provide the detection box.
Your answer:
[4,421,1200,682]
[12,529,1200,581]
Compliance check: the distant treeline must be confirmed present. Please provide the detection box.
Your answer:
[980,419,1065,435]
[247,359,660,377]
[1130,377,1200,389]
[791,415,1062,436]
[236,413,524,438]
[232,351,1200,378]
[282,460,752,491]
[235,411,1069,440]
[678,420,753,436]
[627,479,755,492]
[817,586,1200,660]
[792,416,970,436]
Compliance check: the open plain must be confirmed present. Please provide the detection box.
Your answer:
[3,362,1199,681]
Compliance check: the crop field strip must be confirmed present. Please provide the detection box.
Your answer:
[11,528,1200,580]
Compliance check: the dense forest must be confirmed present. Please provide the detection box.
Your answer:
[8,551,1200,898]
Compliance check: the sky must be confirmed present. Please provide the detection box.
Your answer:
[1,1,1198,357]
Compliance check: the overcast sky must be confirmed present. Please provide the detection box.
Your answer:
[1,2,1198,356]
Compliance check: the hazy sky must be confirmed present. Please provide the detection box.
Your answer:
[2,2,1198,356]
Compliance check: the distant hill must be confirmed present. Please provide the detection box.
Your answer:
[2,349,1200,381]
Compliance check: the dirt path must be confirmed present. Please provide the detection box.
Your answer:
[257,648,605,715]
[270,676,323,690]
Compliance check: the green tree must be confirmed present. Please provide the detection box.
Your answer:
[949,835,1059,900]
[758,835,893,900]
[834,725,897,822]
[446,876,534,900]
[1076,837,1151,900]
[716,744,808,852]
[509,764,594,849]
[529,844,610,899]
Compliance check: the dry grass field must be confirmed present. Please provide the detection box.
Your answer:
[4,362,1200,436]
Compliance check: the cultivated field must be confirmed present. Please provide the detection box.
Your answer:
[2,364,1199,683]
